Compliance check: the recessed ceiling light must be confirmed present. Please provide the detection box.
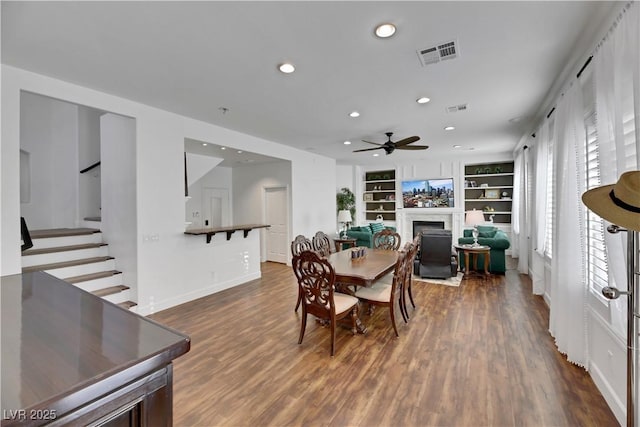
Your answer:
[278,63,295,74]
[343,140,352,145]
[202,143,208,147]
[453,145,461,149]
[349,111,360,118]
[221,147,226,150]
[416,97,430,104]
[237,150,243,154]
[373,153,379,157]
[375,23,396,38]
[444,126,456,131]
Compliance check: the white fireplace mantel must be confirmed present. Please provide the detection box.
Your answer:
[397,208,464,244]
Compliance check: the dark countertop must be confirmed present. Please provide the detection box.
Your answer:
[1,271,190,423]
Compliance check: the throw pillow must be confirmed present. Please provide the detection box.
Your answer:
[476,225,497,233]
[370,222,385,234]
[479,230,497,238]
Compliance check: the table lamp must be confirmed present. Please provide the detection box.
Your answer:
[337,210,352,238]
[465,209,485,246]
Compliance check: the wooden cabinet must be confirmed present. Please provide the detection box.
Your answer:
[363,169,396,222]
[464,162,514,226]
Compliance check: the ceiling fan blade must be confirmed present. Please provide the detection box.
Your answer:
[393,136,421,147]
[353,147,383,153]
[396,145,429,150]
[361,139,384,146]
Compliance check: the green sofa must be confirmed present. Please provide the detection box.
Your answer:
[457,225,510,273]
[346,223,396,248]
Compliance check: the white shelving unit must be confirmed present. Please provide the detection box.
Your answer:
[363,169,396,223]
[464,162,514,227]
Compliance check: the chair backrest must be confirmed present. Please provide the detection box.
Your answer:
[403,241,418,284]
[292,250,336,318]
[373,229,401,250]
[291,235,313,257]
[420,230,453,263]
[312,231,332,257]
[390,247,408,296]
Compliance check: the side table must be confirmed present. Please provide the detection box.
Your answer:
[455,244,491,278]
[334,237,357,252]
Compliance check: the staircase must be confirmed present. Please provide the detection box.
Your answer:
[21,228,137,310]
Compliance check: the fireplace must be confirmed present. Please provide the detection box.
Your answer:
[413,220,445,237]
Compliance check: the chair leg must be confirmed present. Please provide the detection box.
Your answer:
[298,310,307,344]
[350,307,358,335]
[294,287,302,312]
[408,281,416,309]
[399,292,409,323]
[389,302,399,338]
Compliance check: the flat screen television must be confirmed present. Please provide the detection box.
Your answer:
[402,178,454,208]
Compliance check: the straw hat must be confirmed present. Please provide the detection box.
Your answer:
[582,171,640,231]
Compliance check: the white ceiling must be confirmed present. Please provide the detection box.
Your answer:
[1,1,615,165]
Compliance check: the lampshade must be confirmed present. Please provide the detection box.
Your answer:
[465,209,485,227]
[337,210,353,223]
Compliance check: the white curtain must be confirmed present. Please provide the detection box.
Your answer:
[529,123,551,295]
[549,82,589,367]
[593,1,639,336]
[512,145,529,274]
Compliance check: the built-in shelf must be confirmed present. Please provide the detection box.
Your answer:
[464,162,514,225]
[363,169,396,222]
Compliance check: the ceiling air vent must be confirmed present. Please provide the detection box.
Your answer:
[417,39,459,67]
[446,103,468,113]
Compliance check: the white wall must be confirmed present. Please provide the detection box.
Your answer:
[1,65,337,316]
[20,92,79,229]
[78,105,102,221]
[100,113,138,297]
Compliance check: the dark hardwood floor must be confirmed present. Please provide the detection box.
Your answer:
[152,260,618,427]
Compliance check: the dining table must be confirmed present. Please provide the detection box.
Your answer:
[327,248,399,333]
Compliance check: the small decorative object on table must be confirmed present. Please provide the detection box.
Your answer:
[351,247,367,260]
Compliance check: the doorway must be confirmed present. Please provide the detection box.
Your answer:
[264,187,288,264]
[203,187,230,228]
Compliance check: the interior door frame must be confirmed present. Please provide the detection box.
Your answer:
[262,185,290,263]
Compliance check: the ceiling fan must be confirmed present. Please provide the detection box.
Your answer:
[353,132,429,155]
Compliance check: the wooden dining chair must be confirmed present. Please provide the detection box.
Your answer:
[402,241,419,321]
[312,231,333,257]
[355,249,407,337]
[372,228,401,250]
[292,250,359,356]
[404,237,422,317]
[291,235,313,312]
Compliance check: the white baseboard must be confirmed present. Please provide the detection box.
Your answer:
[589,360,625,426]
[136,271,262,316]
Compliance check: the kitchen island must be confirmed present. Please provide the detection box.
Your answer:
[1,271,190,426]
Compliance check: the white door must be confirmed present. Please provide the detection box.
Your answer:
[203,188,229,228]
[265,187,288,263]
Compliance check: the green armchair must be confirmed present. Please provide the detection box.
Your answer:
[346,223,397,248]
[457,226,510,273]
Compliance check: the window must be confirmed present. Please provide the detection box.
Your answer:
[544,118,554,259]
